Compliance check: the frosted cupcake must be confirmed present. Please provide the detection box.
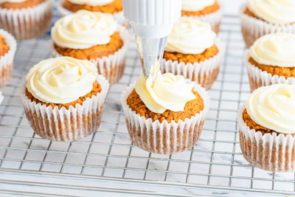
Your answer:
[161,18,222,89]
[51,10,127,84]
[239,84,295,172]
[122,63,209,154]
[246,33,295,91]
[241,0,295,47]
[0,29,16,86]
[58,0,124,24]
[0,0,52,40]
[22,57,109,141]
[182,0,222,33]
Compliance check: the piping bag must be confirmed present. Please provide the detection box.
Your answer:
[123,0,182,78]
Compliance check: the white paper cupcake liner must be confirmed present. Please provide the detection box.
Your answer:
[52,29,128,84]
[238,107,295,172]
[121,83,210,154]
[57,2,126,26]
[160,42,223,90]
[245,53,295,92]
[241,6,295,48]
[183,8,222,33]
[0,0,52,40]
[0,29,17,86]
[22,76,109,141]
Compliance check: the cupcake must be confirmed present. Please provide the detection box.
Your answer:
[241,0,295,48]
[122,63,209,154]
[51,10,128,84]
[0,29,16,86]
[0,0,52,40]
[161,18,222,90]
[182,0,222,33]
[22,57,109,141]
[239,84,295,172]
[246,33,295,92]
[58,0,124,25]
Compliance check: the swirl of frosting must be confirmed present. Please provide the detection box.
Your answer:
[26,57,98,104]
[68,0,113,6]
[135,62,196,113]
[182,0,216,11]
[250,33,295,67]
[246,84,295,134]
[165,18,216,54]
[248,0,295,24]
[51,10,117,49]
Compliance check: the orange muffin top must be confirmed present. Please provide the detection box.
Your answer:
[164,17,217,64]
[0,35,10,57]
[243,84,295,136]
[248,33,295,77]
[62,0,122,14]
[182,1,220,17]
[51,10,122,60]
[25,57,101,108]
[0,0,45,9]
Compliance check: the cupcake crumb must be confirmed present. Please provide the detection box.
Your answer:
[62,0,122,13]
[0,35,9,57]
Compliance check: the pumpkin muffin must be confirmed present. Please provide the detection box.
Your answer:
[246,33,295,91]
[241,0,295,47]
[0,0,52,40]
[22,57,109,141]
[122,64,210,154]
[58,0,124,25]
[182,0,222,33]
[51,10,127,84]
[161,18,222,89]
[0,29,16,86]
[238,84,295,172]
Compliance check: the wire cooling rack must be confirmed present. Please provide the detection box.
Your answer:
[0,13,294,196]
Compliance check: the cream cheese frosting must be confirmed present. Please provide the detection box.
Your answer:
[0,0,27,3]
[246,84,295,135]
[182,0,215,11]
[135,62,196,114]
[26,57,98,104]
[249,33,295,67]
[67,0,113,6]
[248,0,295,24]
[51,10,117,49]
[165,17,216,54]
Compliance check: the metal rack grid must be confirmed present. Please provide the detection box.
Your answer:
[0,14,294,196]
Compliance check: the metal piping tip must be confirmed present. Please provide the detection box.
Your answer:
[136,36,167,78]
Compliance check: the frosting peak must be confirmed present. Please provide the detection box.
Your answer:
[135,62,196,113]
[51,10,117,49]
[248,0,295,24]
[246,84,295,135]
[26,57,98,104]
[68,0,113,6]
[182,0,215,11]
[250,33,295,67]
[165,18,216,54]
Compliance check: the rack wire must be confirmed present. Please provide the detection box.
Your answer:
[0,12,294,196]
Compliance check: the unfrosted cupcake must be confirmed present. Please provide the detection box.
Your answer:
[239,84,295,172]
[182,0,222,33]
[58,0,124,24]
[22,57,109,141]
[161,18,222,89]
[51,10,127,84]
[246,33,295,91]
[122,63,209,154]
[0,29,16,86]
[0,0,52,40]
[241,0,295,47]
